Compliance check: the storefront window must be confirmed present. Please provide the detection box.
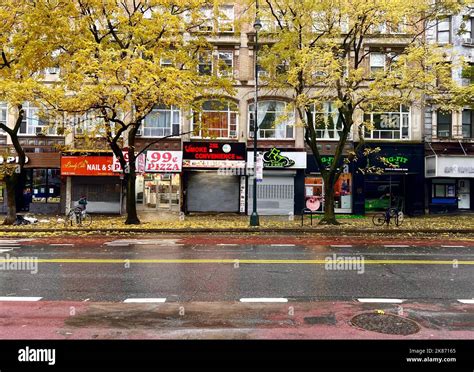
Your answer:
[364,175,404,212]
[305,174,352,212]
[193,100,238,139]
[143,105,180,137]
[249,100,294,139]
[364,105,410,140]
[24,168,61,204]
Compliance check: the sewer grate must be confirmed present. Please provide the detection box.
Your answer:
[351,313,420,335]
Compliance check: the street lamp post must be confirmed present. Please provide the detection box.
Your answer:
[250,12,262,227]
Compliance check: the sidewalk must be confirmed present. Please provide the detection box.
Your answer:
[1,299,473,339]
[0,212,473,235]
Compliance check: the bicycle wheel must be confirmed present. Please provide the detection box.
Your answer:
[64,210,76,227]
[372,213,386,226]
[80,213,92,227]
[395,211,404,227]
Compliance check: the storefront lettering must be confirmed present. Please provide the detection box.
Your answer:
[385,156,408,167]
[263,148,295,168]
[0,156,29,164]
[444,165,474,174]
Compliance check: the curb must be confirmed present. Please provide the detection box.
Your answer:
[0,228,474,234]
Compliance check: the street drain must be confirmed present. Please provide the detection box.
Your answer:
[351,313,420,335]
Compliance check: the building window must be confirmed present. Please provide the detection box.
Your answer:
[198,7,214,32]
[437,111,452,138]
[23,168,61,204]
[19,102,56,135]
[249,100,294,139]
[462,109,473,139]
[310,102,349,140]
[370,53,386,75]
[72,112,107,136]
[364,105,410,140]
[0,102,6,133]
[461,16,473,40]
[436,17,451,44]
[217,51,233,77]
[198,51,213,76]
[218,5,234,32]
[142,105,180,137]
[192,100,238,139]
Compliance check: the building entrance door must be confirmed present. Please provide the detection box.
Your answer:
[458,179,470,209]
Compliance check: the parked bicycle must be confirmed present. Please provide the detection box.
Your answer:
[64,207,92,227]
[64,196,92,227]
[372,207,404,227]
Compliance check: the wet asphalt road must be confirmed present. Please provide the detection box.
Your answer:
[0,237,473,302]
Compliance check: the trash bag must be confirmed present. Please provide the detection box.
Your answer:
[13,215,31,226]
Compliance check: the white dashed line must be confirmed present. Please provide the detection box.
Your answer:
[0,296,42,302]
[383,245,410,248]
[240,298,288,303]
[124,298,167,303]
[357,298,405,303]
[271,244,296,247]
[0,249,13,253]
[457,299,474,304]
[441,245,465,248]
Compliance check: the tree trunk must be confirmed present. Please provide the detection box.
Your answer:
[124,137,140,225]
[3,174,18,225]
[319,174,340,225]
[125,167,140,224]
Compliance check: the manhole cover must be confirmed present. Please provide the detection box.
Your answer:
[351,313,420,335]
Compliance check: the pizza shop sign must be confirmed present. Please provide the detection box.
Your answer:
[145,151,182,173]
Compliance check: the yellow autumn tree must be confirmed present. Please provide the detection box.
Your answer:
[0,0,71,224]
[53,0,235,224]
[248,0,464,224]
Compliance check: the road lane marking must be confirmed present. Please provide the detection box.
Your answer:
[0,249,13,253]
[358,298,405,303]
[124,298,166,303]
[240,298,288,303]
[330,245,353,248]
[441,245,465,248]
[271,244,296,247]
[457,299,474,304]
[384,245,410,248]
[1,258,473,265]
[0,296,42,301]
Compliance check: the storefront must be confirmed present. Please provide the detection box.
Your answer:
[183,141,246,213]
[18,153,62,214]
[425,155,474,213]
[247,148,306,215]
[61,152,121,213]
[353,143,425,216]
[138,150,182,211]
[305,155,353,214]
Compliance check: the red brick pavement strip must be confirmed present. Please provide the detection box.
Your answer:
[0,300,473,340]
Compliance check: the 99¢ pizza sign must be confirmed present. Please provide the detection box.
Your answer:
[145,151,182,173]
